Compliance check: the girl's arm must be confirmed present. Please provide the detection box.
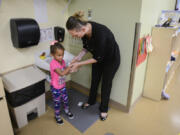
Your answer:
[54,66,71,76]
[71,48,88,64]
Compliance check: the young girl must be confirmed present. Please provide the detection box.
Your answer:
[50,41,74,125]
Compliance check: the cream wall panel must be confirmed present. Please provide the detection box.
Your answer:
[0,0,69,74]
[69,0,142,105]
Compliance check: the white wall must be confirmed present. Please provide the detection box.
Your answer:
[0,0,69,74]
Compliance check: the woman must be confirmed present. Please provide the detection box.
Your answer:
[67,11,120,121]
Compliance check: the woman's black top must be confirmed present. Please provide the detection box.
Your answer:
[82,21,120,64]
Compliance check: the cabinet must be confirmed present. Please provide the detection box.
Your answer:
[0,77,14,135]
[143,27,180,101]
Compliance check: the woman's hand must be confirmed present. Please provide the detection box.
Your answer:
[70,57,78,65]
[69,58,97,73]
[70,62,81,73]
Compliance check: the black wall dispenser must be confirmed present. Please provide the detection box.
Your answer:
[54,26,65,42]
[10,18,40,48]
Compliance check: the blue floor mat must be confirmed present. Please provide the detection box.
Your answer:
[47,89,100,133]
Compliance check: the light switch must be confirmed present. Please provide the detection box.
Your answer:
[88,8,92,20]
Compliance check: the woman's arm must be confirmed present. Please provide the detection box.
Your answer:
[78,58,97,66]
[71,48,88,64]
[70,58,97,72]
[55,66,71,76]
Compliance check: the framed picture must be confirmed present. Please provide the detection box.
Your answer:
[158,10,180,27]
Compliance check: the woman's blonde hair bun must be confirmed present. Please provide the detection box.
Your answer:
[73,11,85,21]
[66,11,87,30]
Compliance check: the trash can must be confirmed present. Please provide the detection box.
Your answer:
[2,66,46,128]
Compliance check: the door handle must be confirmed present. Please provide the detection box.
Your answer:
[0,97,3,101]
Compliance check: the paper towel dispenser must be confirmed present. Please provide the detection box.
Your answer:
[10,18,40,48]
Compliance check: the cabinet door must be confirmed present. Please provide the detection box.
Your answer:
[0,96,13,135]
[143,28,175,101]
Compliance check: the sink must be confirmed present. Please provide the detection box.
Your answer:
[35,49,75,71]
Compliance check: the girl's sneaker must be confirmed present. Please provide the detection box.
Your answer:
[55,117,64,125]
[66,112,74,119]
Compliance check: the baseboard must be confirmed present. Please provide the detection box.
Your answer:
[68,81,90,96]
[109,99,128,113]
[69,81,128,113]
[128,93,142,113]
[45,80,129,112]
